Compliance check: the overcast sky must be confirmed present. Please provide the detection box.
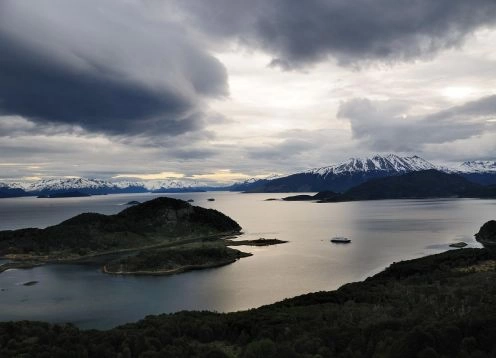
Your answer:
[1,0,495,183]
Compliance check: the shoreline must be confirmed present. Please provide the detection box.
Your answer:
[101,254,253,276]
[0,231,241,270]
[0,233,288,276]
[1,247,491,330]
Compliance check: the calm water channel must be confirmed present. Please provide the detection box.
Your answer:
[0,192,493,329]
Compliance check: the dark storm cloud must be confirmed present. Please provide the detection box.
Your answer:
[0,0,227,136]
[176,0,496,67]
[337,95,496,152]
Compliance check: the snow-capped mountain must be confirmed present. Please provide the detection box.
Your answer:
[0,181,27,190]
[450,161,496,173]
[444,160,496,186]
[243,154,447,193]
[228,174,282,191]
[0,181,30,198]
[144,180,208,192]
[304,154,436,177]
[0,177,148,197]
[0,177,213,197]
[26,178,147,195]
[25,178,118,192]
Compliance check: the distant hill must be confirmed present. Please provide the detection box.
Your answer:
[284,170,496,202]
[0,197,241,258]
[342,169,495,200]
[0,186,29,198]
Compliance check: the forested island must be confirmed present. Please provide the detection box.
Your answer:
[0,197,288,275]
[1,220,495,357]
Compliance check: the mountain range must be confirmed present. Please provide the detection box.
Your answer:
[0,178,212,198]
[1,154,496,197]
[234,154,496,193]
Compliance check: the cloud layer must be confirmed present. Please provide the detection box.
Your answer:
[0,0,227,136]
[176,0,496,67]
[1,0,496,181]
[338,96,496,152]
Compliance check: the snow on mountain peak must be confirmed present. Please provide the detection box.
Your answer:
[450,160,496,173]
[304,154,436,177]
[142,179,205,191]
[4,177,146,192]
[26,177,113,192]
[232,174,282,186]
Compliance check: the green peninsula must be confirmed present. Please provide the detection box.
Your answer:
[103,242,252,275]
[0,197,250,273]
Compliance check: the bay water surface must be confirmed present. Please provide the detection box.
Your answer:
[0,192,494,329]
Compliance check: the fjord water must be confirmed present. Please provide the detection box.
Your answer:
[0,193,494,329]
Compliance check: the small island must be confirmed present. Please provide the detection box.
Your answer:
[282,190,343,201]
[37,191,91,198]
[103,242,252,275]
[224,238,288,246]
[449,242,468,248]
[124,200,141,205]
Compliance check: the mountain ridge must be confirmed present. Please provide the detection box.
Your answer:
[1,154,496,197]
[303,154,436,177]
[235,154,496,192]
